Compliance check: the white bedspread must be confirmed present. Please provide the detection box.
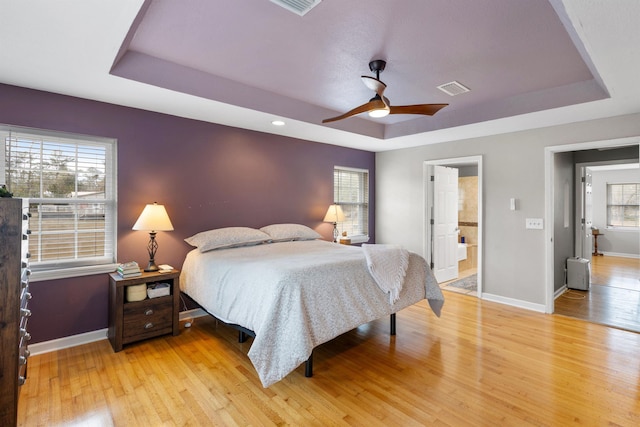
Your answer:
[180,240,444,387]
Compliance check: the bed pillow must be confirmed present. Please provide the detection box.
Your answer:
[184,227,271,252]
[260,223,322,242]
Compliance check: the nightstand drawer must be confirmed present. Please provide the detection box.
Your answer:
[108,270,180,352]
[122,296,173,342]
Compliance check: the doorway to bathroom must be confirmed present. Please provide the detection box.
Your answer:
[424,156,483,297]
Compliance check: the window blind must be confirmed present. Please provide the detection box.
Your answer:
[334,166,369,238]
[607,183,639,228]
[2,126,117,271]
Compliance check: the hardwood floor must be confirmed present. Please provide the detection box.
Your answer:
[18,292,640,426]
[554,256,640,333]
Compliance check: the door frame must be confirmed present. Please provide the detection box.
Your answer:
[543,137,639,313]
[424,155,483,296]
[575,165,593,262]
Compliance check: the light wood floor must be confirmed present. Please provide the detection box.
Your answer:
[555,256,640,333]
[18,292,640,426]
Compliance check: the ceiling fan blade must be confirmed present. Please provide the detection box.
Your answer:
[361,76,387,97]
[388,103,448,116]
[322,99,387,123]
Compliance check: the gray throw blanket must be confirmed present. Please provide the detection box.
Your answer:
[362,243,409,304]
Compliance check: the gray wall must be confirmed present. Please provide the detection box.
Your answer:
[553,151,574,291]
[590,167,640,256]
[376,113,640,308]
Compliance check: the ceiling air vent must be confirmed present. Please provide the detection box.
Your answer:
[437,81,470,97]
[270,0,322,16]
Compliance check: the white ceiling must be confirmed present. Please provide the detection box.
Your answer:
[1,0,639,152]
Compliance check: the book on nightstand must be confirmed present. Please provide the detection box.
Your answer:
[116,261,141,278]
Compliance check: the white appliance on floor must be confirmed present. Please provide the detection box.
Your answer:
[567,257,591,290]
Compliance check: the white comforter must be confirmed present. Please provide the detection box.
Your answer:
[180,240,444,387]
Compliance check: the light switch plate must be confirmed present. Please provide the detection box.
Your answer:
[526,218,544,229]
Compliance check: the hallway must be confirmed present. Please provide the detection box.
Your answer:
[554,256,640,333]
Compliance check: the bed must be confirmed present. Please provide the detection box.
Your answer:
[179,225,444,387]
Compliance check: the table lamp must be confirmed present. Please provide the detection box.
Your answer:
[132,202,174,272]
[323,204,345,243]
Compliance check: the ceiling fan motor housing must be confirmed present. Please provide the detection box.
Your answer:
[369,60,386,75]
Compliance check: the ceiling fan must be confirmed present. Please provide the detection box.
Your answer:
[322,60,448,123]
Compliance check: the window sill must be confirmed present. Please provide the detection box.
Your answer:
[604,227,640,232]
[30,263,119,282]
[348,235,370,244]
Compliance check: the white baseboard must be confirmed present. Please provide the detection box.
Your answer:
[481,293,547,313]
[554,285,568,299]
[180,308,209,320]
[601,252,639,259]
[29,328,108,356]
[29,308,210,356]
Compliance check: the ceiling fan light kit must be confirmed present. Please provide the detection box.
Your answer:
[322,60,449,124]
[368,108,390,118]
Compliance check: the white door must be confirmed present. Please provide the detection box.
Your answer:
[433,165,459,283]
[581,168,593,262]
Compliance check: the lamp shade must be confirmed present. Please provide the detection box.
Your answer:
[132,203,174,231]
[323,204,345,223]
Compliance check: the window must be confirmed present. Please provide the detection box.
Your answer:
[1,125,117,278]
[333,166,369,242]
[607,183,639,228]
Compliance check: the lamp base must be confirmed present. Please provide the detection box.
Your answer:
[144,261,159,272]
[144,231,159,272]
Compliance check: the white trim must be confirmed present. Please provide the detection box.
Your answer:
[334,165,368,173]
[554,284,568,299]
[349,235,370,244]
[29,309,210,356]
[29,328,108,356]
[482,293,546,313]
[30,263,119,282]
[2,125,119,276]
[601,251,640,259]
[544,136,640,315]
[180,308,208,320]
[423,155,483,297]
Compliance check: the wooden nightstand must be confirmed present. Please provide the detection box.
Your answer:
[108,270,180,352]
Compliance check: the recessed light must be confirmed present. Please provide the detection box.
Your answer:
[271,120,285,126]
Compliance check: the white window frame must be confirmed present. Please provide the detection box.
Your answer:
[1,125,118,281]
[606,182,639,229]
[333,166,370,243]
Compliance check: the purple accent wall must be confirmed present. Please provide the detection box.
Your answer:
[0,84,375,343]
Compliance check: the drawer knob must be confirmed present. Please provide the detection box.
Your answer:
[21,308,31,317]
[144,308,154,316]
[144,322,154,329]
[25,292,32,300]
[19,356,28,365]
[18,376,26,386]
